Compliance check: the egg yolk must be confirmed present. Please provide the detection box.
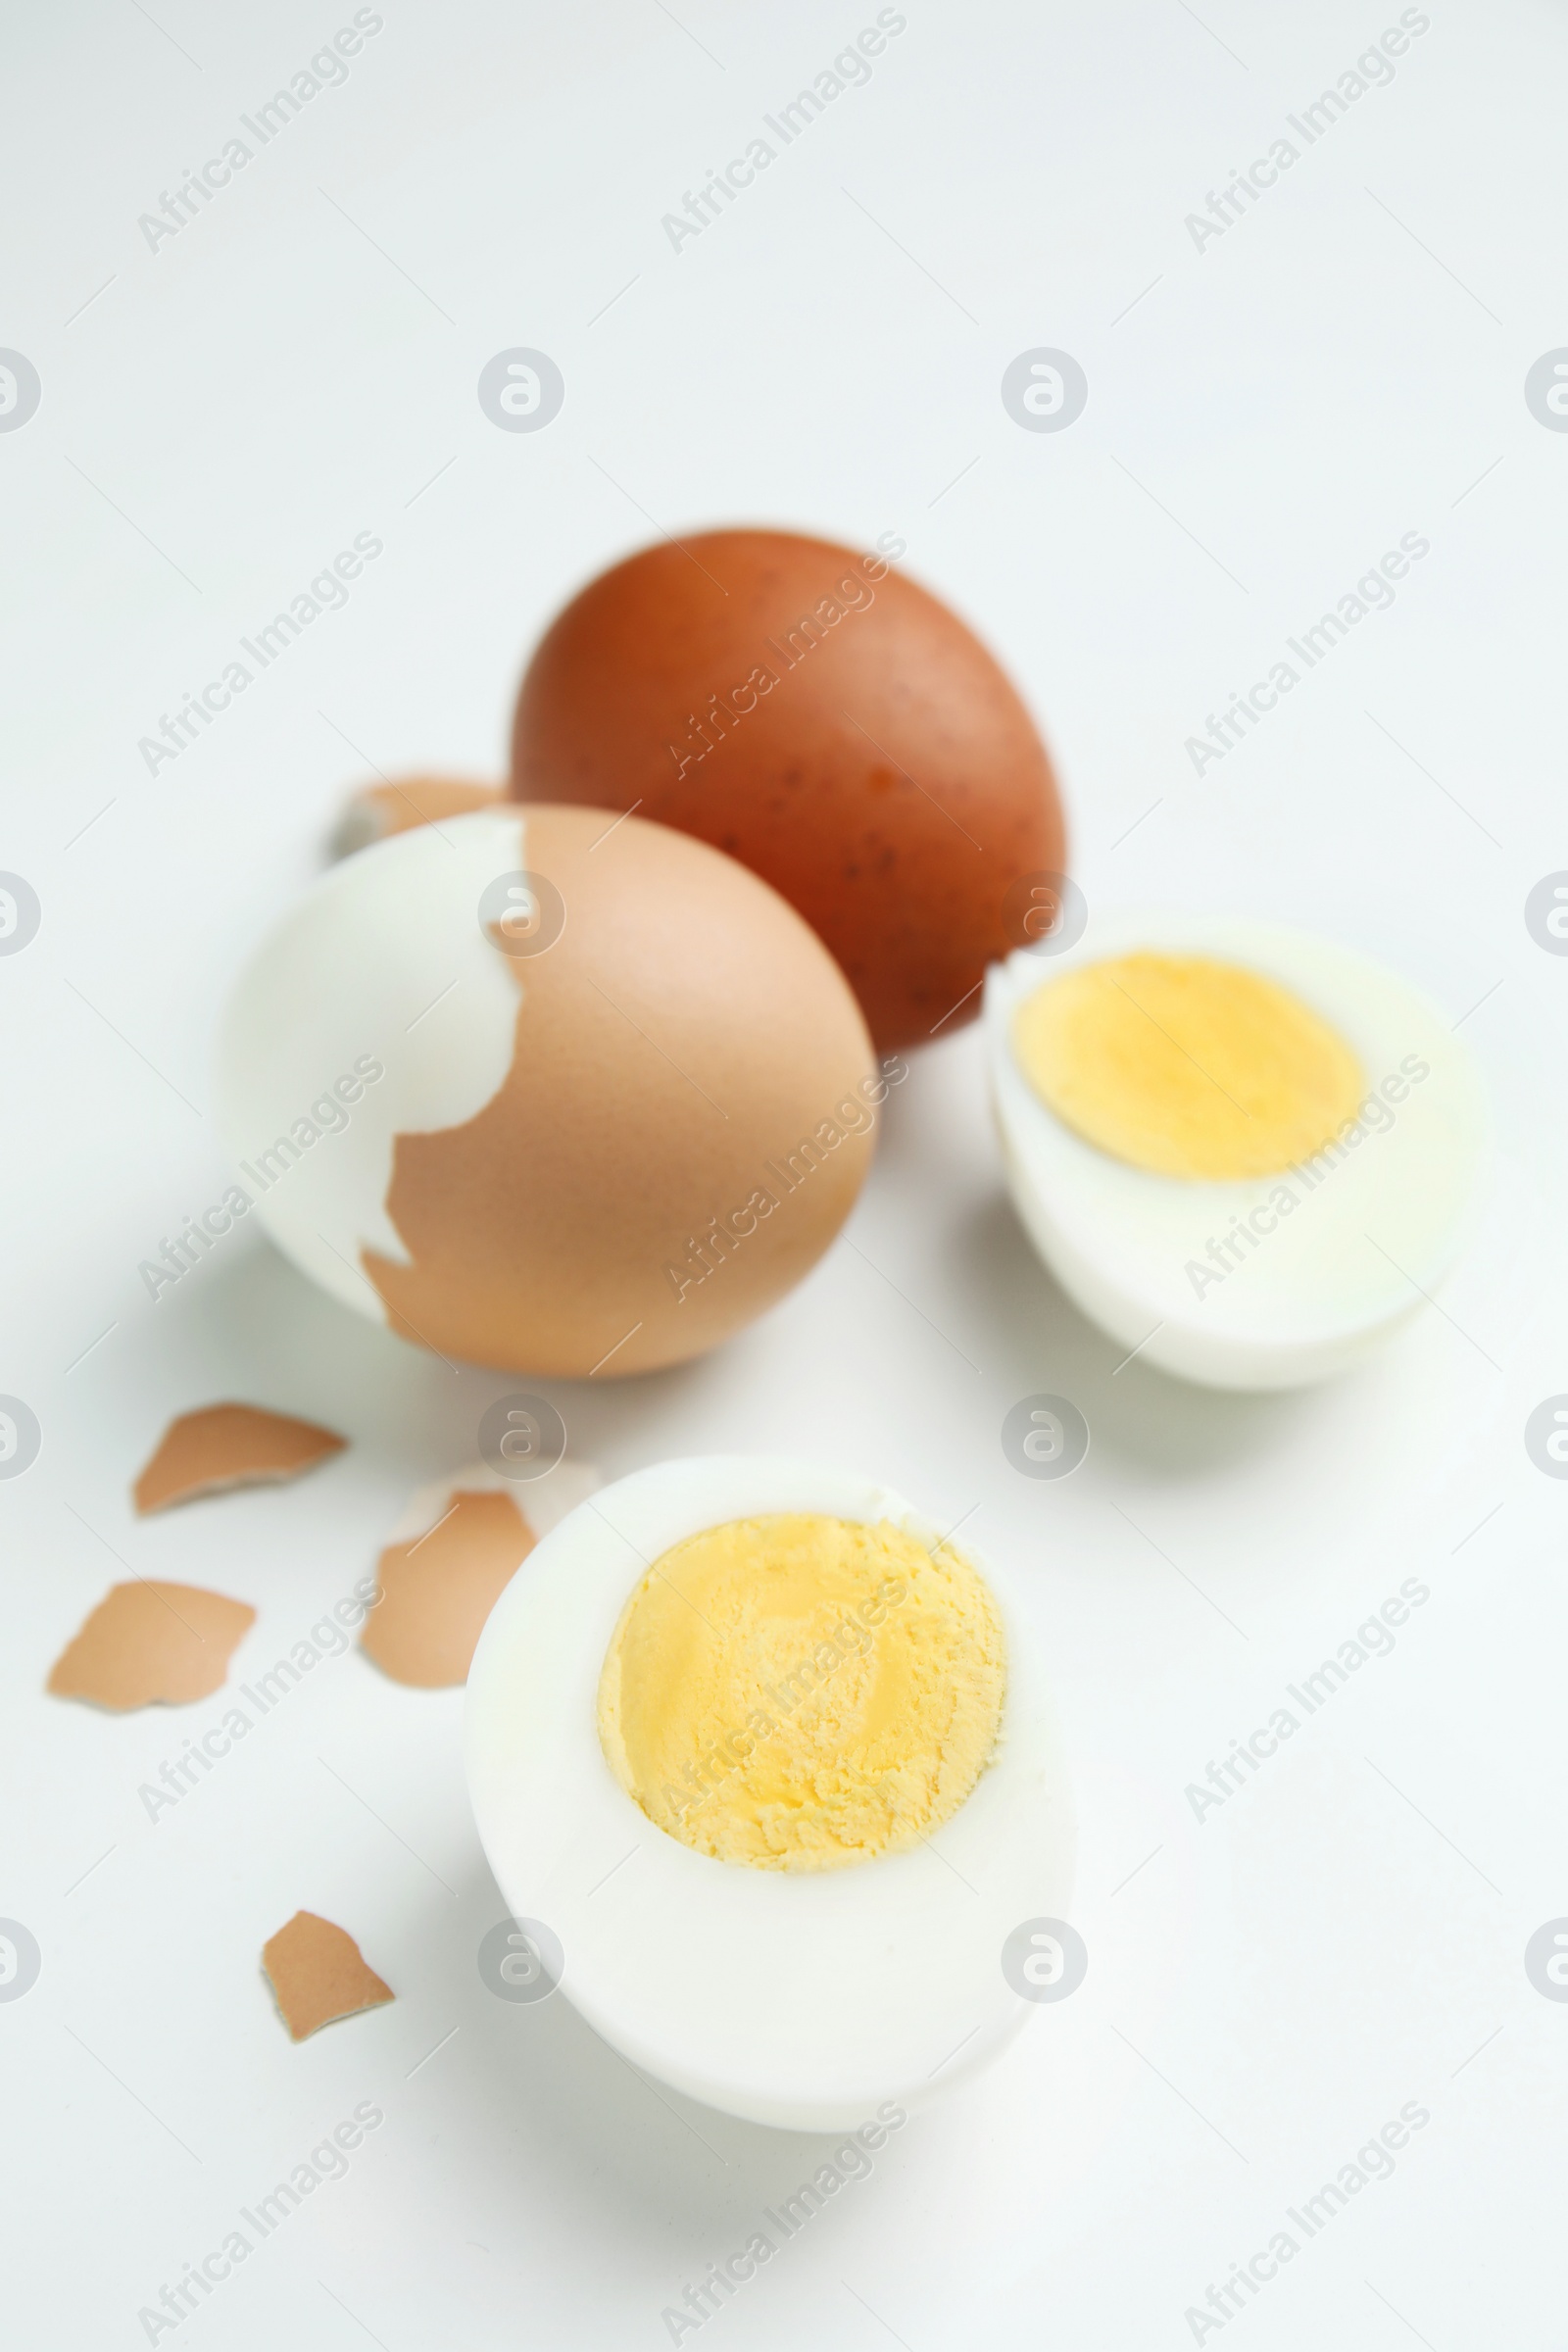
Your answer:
[1012,952,1365,1181]
[596,1514,1006,1873]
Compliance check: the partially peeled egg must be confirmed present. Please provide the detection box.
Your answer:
[219,806,880,1376]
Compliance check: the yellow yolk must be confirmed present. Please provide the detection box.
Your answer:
[1011,952,1365,1181]
[596,1513,1006,1873]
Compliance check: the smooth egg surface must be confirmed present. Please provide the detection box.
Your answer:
[509,528,1066,1053]
[219,807,878,1377]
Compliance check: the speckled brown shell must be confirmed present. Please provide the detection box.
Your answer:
[508,529,1067,1052]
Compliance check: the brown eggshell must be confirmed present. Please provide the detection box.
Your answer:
[262,1911,394,2040]
[364,805,879,1378]
[132,1403,346,1514]
[47,1581,257,1710]
[362,1489,534,1689]
[358,1458,600,1686]
[509,529,1067,1051]
[333,775,501,856]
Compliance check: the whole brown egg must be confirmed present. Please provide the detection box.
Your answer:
[508,529,1067,1053]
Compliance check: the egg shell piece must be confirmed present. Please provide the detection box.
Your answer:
[261,1910,394,2040]
[361,1458,602,1689]
[465,1456,1073,2132]
[48,1582,257,1710]
[987,912,1491,1391]
[132,1402,346,1514]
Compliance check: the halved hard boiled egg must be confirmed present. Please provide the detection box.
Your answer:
[465,1457,1073,2131]
[986,912,1489,1390]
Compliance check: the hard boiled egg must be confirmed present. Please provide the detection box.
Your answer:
[509,529,1067,1054]
[219,807,880,1377]
[987,912,1489,1390]
[465,1457,1073,2131]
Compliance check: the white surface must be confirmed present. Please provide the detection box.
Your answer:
[465,1457,1072,2131]
[986,914,1491,1388]
[2,3,1566,2347]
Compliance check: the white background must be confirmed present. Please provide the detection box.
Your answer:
[3,1,1567,2344]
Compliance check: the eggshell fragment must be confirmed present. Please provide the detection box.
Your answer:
[133,1403,346,1515]
[47,1582,256,1710]
[361,1460,601,1688]
[333,775,501,856]
[262,1911,394,2040]
[365,1493,531,1688]
[510,528,1067,1051]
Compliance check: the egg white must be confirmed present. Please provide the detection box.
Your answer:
[465,1456,1074,2132]
[217,809,526,1320]
[987,911,1490,1391]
